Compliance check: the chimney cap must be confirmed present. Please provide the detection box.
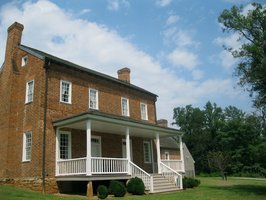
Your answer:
[117,67,131,74]
[8,22,24,33]
[117,67,131,83]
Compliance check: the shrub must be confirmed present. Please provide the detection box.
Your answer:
[127,177,145,195]
[183,177,201,189]
[108,180,126,197]
[97,185,108,199]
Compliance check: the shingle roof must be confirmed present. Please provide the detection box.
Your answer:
[19,44,158,99]
[160,137,179,149]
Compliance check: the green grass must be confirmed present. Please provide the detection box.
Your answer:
[1,177,266,200]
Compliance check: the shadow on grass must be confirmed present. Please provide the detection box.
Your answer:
[208,184,266,196]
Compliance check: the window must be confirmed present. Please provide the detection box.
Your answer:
[164,152,170,160]
[60,80,72,104]
[59,132,71,159]
[143,141,151,163]
[22,132,32,162]
[21,56,28,67]
[121,97,129,117]
[140,103,148,120]
[89,88,98,109]
[25,80,34,103]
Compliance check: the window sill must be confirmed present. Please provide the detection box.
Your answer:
[60,101,72,105]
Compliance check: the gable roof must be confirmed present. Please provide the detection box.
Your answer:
[19,44,158,99]
[160,137,179,149]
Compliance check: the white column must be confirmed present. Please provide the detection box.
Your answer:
[126,127,131,174]
[86,120,92,176]
[156,133,161,174]
[55,127,60,176]
[179,135,185,172]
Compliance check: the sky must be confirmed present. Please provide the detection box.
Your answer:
[0,0,265,126]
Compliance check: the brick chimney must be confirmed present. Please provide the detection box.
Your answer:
[117,67,131,83]
[157,119,168,127]
[4,22,24,62]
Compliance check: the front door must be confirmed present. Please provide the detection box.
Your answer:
[122,139,133,161]
[91,136,101,157]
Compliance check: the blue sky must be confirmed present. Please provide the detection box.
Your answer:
[0,0,264,125]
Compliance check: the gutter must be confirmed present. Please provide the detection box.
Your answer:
[42,58,50,194]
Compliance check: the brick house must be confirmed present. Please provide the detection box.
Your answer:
[0,22,185,195]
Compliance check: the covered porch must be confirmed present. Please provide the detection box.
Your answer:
[53,111,184,192]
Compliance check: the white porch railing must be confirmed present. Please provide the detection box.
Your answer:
[57,157,128,176]
[57,157,87,176]
[160,162,183,189]
[129,161,153,192]
[91,157,128,174]
[161,159,183,172]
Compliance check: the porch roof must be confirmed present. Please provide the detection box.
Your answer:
[53,110,183,138]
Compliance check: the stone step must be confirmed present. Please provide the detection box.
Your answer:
[150,174,180,193]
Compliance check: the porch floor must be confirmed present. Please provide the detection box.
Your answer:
[56,174,131,181]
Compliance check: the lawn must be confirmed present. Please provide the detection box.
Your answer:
[0,177,266,200]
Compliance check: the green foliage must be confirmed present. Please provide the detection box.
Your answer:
[218,3,266,110]
[183,177,201,189]
[127,177,145,195]
[97,185,108,199]
[173,101,266,177]
[108,180,126,197]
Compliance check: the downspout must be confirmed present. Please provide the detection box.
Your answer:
[42,58,50,194]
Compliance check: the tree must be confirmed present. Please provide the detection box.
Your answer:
[173,102,266,176]
[207,151,230,179]
[218,3,266,111]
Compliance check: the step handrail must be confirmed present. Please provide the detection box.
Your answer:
[129,161,153,192]
[160,162,183,189]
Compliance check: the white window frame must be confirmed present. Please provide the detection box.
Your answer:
[143,141,152,163]
[59,131,72,160]
[140,102,148,120]
[25,80,34,103]
[22,131,32,162]
[60,80,72,104]
[21,55,28,67]
[121,97,129,117]
[164,151,170,160]
[89,88,99,110]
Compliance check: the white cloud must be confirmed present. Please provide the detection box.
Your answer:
[166,15,180,26]
[0,0,248,125]
[156,0,172,7]
[107,0,129,11]
[214,33,241,70]
[167,48,199,70]
[192,69,204,80]
[162,28,197,48]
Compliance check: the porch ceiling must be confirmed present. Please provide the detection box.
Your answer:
[53,111,182,138]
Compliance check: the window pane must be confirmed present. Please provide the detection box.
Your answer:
[23,132,32,161]
[143,142,151,163]
[89,89,98,109]
[60,81,71,103]
[26,80,34,103]
[140,103,147,120]
[60,133,69,159]
[122,98,129,116]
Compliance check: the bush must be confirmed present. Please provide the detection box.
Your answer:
[183,177,201,189]
[127,177,145,195]
[97,185,108,199]
[108,180,126,197]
